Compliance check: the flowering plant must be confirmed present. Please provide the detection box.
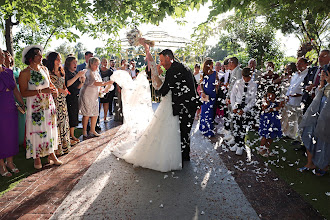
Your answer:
[126,28,155,47]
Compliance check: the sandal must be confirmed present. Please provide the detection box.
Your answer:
[6,162,19,174]
[297,166,310,172]
[0,165,12,177]
[315,169,326,176]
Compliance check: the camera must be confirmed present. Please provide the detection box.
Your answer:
[322,64,329,76]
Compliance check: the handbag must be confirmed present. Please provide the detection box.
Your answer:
[15,102,26,114]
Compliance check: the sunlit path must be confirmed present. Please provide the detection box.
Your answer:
[51,116,259,219]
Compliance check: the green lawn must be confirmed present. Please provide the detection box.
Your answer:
[246,132,330,219]
[0,128,82,197]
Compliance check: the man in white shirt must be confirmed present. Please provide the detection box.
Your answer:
[229,67,257,155]
[222,57,242,141]
[283,57,309,139]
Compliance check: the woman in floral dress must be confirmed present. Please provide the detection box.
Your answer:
[46,52,71,155]
[18,45,62,169]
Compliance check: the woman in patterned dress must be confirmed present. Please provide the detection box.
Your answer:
[18,45,62,169]
[46,52,71,155]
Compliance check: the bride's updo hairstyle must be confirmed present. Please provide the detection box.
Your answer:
[87,57,100,69]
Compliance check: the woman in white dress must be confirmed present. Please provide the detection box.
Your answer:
[108,39,182,172]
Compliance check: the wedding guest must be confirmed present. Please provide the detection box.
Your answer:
[230,67,257,155]
[119,59,129,72]
[301,50,330,113]
[3,50,14,69]
[18,45,62,169]
[282,57,309,140]
[278,63,296,136]
[298,68,330,176]
[109,59,116,71]
[248,58,262,82]
[4,50,20,82]
[99,58,115,122]
[129,60,137,79]
[258,86,283,157]
[199,59,218,137]
[64,56,85,144]
[77,51,93,72]
[0,48,24,177]
[220,58,232,133]
[194,63,202,120]
[46,52,71,155]
[79,57,114,138]
[224,57,242,142]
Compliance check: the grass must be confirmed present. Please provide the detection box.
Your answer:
[246,132,330,219]
[0,128,83,197]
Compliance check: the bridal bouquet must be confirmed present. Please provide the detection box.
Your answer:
[126,28,155,47]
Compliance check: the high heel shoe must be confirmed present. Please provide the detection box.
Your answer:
[0,165,12,177]
[89,132,101,138]
[6,162,19,174]
[49,155,63,166]
[34,158,42,169]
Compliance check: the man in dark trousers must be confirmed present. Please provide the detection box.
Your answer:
[156,49,200,163]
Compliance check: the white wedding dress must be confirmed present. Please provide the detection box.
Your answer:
[108,68,182,172]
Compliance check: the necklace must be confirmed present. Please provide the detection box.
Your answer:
[28,65,40,72]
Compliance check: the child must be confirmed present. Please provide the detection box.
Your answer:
[258,86,283,157]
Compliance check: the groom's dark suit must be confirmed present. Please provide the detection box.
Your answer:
[157,61,200,161]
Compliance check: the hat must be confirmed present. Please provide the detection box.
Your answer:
[22,45,43,63]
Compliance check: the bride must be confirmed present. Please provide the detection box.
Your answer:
[108,38,182,172]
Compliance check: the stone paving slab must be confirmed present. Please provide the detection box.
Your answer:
[0,123,120,220]
[50,123,260,220]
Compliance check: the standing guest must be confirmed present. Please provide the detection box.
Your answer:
[108,59,117,117]
[99,58,115,122]
[18,45,62,169]
[64,56,86,144]
[298,68,330,176]
[301,50,330,113]
[46,52,71,155]
[219,58,232,134]
[119,59,129,72]
[79,57,114,138]
[0,48,24,177]
[3,50,14,69]
[129,60,137,79]
[224,57,242,141]
[230,67,257,155]
[194,63,202,120]
[199,59,218,137]
[76,51,93,72]
[248,58,262,82]
[258,86,283,157]
[283,57,309,140]
[277,63,296,136]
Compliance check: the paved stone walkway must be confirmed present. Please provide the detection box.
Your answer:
[50,123,259,219]
[0,121,121,220]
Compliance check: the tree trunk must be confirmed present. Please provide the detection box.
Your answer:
[5,17,14,57]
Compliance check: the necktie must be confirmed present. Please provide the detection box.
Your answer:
[241,82,249,109]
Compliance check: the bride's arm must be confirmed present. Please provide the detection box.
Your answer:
[140,38,163,90]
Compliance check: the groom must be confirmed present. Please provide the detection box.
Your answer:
[157,49,201,163]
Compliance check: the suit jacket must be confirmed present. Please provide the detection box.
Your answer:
[76,63,87,72]
[302,66,319,104]
[299,86,330,144]
[157,61,200,116]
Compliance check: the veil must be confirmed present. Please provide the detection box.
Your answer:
[108,70,154,157]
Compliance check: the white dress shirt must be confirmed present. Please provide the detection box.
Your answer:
[230,79,257,112]
[286,69,308,106]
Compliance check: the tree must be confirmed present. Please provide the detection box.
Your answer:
[207,0,329,55]
[55,43,74,58]
[74,42,86,60]
[0,0,90,56]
